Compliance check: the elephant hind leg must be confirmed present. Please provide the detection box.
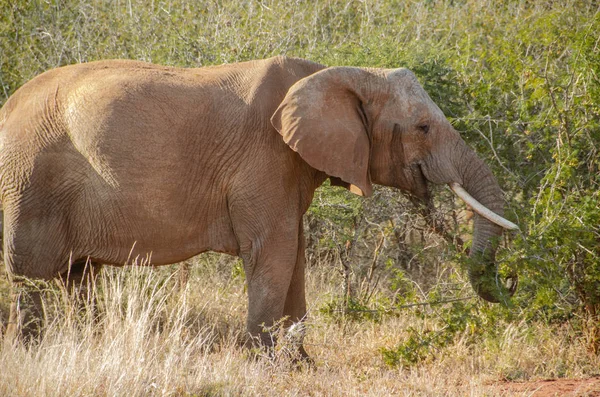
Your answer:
[57,258,102,298]
[4,259,102,344]
[2,205,91,342]
[55,259,103,329]
[5,277,46,344]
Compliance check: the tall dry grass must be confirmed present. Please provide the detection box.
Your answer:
[0,254,597,396]
[1,0,599,395]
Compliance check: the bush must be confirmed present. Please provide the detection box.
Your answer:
[1,0,599,363]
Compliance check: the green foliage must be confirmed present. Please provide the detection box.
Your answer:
[230,258,246,281]
[319,295,387,323]
[381,284,521,367]
[484,6,600,342]
[307,181,363,247]
[388,266,418,306]
[381,326,437,367]
[381,297,483,367]
[2,0,600,358]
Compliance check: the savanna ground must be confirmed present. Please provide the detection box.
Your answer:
[1,0,600,395]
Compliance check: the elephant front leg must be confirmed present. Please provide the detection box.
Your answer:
[241,233,303,354]
[241,222,313,362]
[244,259,295,350]
[282,222,310,359]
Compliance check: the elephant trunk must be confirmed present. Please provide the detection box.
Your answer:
[455,143,517,303]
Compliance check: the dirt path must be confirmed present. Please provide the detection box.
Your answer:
[496,377,600,396]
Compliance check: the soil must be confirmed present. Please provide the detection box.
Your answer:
[495,377,600,396]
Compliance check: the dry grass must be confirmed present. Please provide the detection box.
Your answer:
[0,254,597,396]
[0,1,598,395]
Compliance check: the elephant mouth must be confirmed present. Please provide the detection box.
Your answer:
[409,164,430,202]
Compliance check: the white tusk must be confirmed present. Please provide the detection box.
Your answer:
[449,183,519,230]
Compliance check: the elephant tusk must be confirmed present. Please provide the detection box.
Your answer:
[449,183,519,230]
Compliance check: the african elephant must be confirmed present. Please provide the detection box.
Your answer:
[0,56,517,352]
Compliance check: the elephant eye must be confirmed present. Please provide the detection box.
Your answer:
[418,124,430,134]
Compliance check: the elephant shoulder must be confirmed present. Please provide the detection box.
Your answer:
[243,57,326,112]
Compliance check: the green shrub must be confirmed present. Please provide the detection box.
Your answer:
[2,0,600,356]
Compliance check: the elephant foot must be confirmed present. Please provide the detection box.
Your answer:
[293,345,315,369]
[244,326,314,368]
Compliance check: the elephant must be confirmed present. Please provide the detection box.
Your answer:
[0,56,517,353]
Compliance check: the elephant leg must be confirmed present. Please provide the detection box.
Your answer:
[57,259,102,298]
[5,261,102,343]
[56,259,102,321]
[240,232,299,351]
[241,227,315,362]
[282,221,310,359]
[5,278,45,344]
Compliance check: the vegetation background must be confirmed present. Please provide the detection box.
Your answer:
[0,0,599,395]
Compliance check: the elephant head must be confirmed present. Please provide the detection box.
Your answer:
[271,66,518,303]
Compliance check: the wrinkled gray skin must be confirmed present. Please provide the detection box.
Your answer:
[0,57,513,352]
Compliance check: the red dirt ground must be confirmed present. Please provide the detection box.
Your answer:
[495,377,600,396]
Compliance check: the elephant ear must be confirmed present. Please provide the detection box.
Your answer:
[270,68,373,196]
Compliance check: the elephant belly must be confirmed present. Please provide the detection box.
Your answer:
[72,192,240,267]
